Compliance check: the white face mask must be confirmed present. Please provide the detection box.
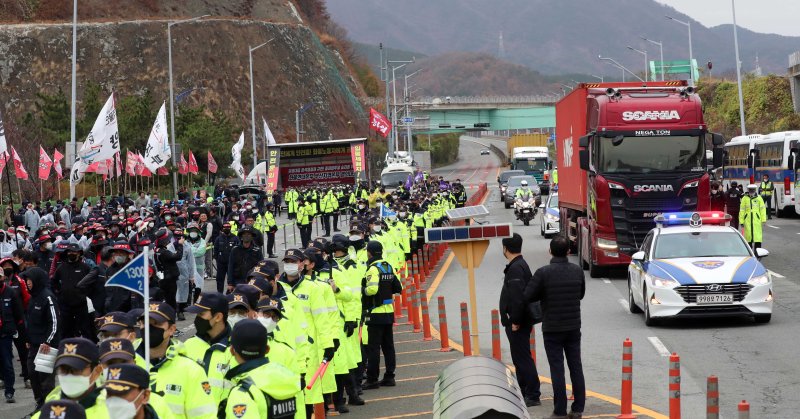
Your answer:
[189,232,199,239]
[358,205,366,210]
[283,263,300,276]
[372,225,382,233]
[58,373,92,398]
[44,242,53,251]
[348,235,361,241]
[105,392,144,419]
[258,317,278,333]
[114,256,127,265]
[228,314,246,328]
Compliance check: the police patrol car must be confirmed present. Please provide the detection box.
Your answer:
[627,212,773,326]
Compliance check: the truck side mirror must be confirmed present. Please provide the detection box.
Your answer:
[711,133,726,146]
[712,148,724,169]
[578,135,591,171]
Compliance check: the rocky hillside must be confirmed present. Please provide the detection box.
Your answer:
[0,1,367,151]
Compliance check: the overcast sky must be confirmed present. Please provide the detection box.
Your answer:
[656,0,800,36]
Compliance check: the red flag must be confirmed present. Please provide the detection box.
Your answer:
[369,108,392,138]
[178,153,188,175]
[157,166,169,176]
[53,149,64,179]
[207,151,218,174]
[188,150,199,174]
[137,153,151,177]
[38,146,53,180]
[11,147,28,180]
[126,151,137,176]
[115,152,122,177]
[105,158,115,179]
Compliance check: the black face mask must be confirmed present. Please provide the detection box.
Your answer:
[2,268,13,278]
[67,254,80,263]
[350,239,365,250]
[194,316,212,337]
[148,325,166,348]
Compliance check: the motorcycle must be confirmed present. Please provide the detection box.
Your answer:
[514,193,537,226]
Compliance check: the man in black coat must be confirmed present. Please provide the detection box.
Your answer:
[498,233,541,407]
[53,244,92,340]
[526,236,586,419]
[226,226,262,292]
[153,229,181,309]
[21,267,60,408]
[213,223,239,293]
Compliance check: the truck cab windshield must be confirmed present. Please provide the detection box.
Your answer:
[596,135,704,174]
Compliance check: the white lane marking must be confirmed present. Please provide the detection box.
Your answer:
[647,336,672,357]
[603,279,612,284]
[617,299,628,310]
[769,270,785,279]
[767,225,779,229]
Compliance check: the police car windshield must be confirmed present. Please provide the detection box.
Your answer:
[597,135,704,174]
[654,231,751,259]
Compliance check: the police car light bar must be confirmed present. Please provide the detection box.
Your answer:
[654,211,732,227]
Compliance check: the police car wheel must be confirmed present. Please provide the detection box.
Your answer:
[628,277,642,314]
[754,314,771,324]
[643,286,659,326]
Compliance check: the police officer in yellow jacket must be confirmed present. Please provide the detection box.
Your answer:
[362,241,403,389]
[103,364,175,419]
[740,184,767,249]
[138,302,217,419]
[223,320,302,419]
[285,188,299,220]
[255,205,278,258]
[36,338,109,419]
[320,189,339,237]
[295,198,312,248]
[759,174,775,219]
[184,292,234,407]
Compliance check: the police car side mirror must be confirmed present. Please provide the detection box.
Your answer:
[631,251,645,262]
[754,248,769,259]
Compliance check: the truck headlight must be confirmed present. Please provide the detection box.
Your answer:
[597,238,618,250]
[647,274,679,289]
[747,273,770,286]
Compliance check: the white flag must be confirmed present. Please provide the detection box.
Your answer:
[143,102,171,172]
[70,158,88,185]
[230,131,245,180]
[0,111,8,158]
[78,93,119,165]
[263,117,277,146]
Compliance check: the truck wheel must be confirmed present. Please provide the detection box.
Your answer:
[577,233,588,270]
[587,235,604,278]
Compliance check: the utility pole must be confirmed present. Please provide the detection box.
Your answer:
[641,36,665,81]
[404,69,422,152]
[666,15,694,86]
[248,39,274,169]
[388,59,414,154]
[627,46,648,82]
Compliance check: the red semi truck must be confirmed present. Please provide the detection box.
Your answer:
[555,81,724,277]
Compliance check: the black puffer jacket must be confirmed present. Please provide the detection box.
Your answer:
[23,267,60,347]
[525,257,585,333]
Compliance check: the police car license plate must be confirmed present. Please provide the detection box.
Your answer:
[696,294,733,304]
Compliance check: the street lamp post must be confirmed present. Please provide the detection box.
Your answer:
[591,75,604,82]
[641,36,665,81]
[249,39,275,170]
[168,14,208,198]
[627,46,648,82]
[666,15,694,86]
[731,0,747,135]
[69,0,77,200]
[598,55,643,82]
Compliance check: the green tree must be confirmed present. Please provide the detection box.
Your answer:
[117,91,155,154]
[31,87,70,148]
[77,82,103,139]
[175,105,241,175]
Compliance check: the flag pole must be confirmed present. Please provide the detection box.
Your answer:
[39,178,43,202]
[15,173,22,203]
[4,154,12,211]
[144,245,150,367]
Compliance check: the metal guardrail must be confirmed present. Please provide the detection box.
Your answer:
[360,95,558,107]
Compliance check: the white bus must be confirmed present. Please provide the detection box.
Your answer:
[722,134,763,191]
[753,131,800,217]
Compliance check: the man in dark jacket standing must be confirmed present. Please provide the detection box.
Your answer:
[526,236,585,419]
[226,226,262,292]
[154,229,181,309]
[53,243,92,340]
[22,267,59,409]
[498,233,541,407]
[0,273,27,403]
[213,222,239,293]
